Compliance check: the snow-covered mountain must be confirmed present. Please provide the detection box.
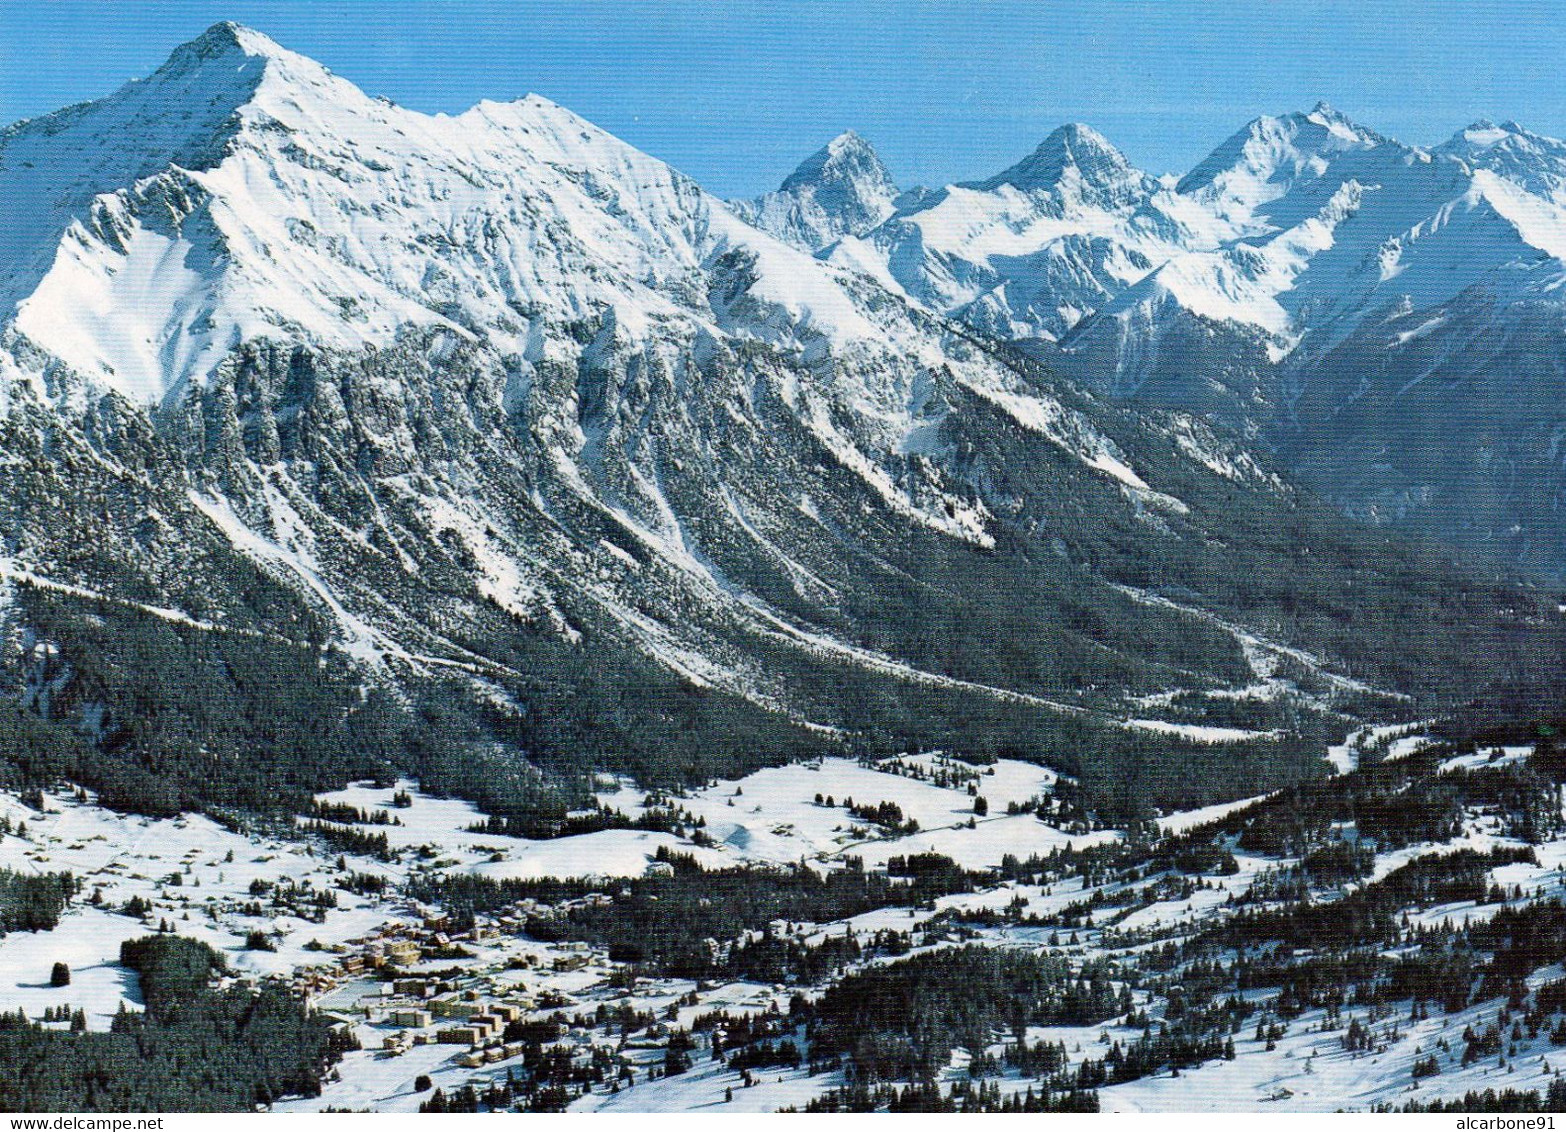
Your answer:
[810,102,1565,360]
[730,131,907,251]
[796,104,1566,572]
[0,26,1548,767]
[8,30,1566,1117]
[826,122,1236,344]
[1436,118,1566,203]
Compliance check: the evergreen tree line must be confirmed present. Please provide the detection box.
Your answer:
[0,568,1338,832]
[406,850,974,978]
[0,868,75,933]
[804,946,1122,1084]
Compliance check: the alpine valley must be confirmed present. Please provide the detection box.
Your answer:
[4,23,1566,1115]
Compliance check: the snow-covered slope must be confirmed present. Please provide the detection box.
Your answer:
[4,26,893,409]
[826,123,1237,344]
[824,101,1565,369]
[1437,118,1566,204]
[1086,104,1561,368]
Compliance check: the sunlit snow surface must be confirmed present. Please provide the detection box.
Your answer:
[0,22,1161,515]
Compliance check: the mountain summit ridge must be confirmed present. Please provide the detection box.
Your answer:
[970,122,1156,207]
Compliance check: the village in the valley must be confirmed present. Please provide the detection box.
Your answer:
[6,729,1566,1112]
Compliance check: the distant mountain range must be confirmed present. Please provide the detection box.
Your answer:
[739,105,1566,574]
[0,25,1560,803]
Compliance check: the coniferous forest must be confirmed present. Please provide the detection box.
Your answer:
[0,936,353,1111]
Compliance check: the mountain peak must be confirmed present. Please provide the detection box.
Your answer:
[825,128,872,156]
[1176,103,1387,198]
[1443,117,1556,151]
[1300,101,1367,136]
[779,130,895,197]
[733,130,901,249]
[1433,117,1566,202]
[972,122,1148,202]
[0,22,323,329]
[1044,122,1120,154]
[159,21,296,71]
[143,20,347,107]
[187,20,261,51]
[1289,101,1382,143]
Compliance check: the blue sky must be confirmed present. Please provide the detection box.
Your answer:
[3,1,1564,198]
